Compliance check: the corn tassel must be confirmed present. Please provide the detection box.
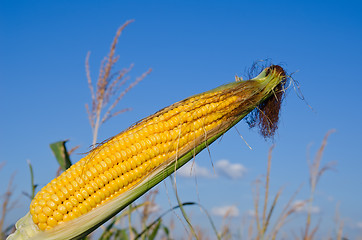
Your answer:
[7,65,287,240]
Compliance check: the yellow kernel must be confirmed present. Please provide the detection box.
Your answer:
[106,184,114,195]
[116,177,124,189]
[76,177,84,186]
[71,180,80,190]
[32,214,39,224]
[109,168,118,179]
[125,148,132,157]
[86,196,96,208]
[47,216,57,227]
[80,188,89,199]
[153,124,159,132]
[151,157,158,167]
[104,157,112,166]
[119,139,126,148]
[78,203,88,214]
[42,193,51,201]
[164,121,170,130]
[60,178,68,186]
[94,154,101,162]
[147,148,155,158]
[124,172,133,183]
[130,145,137,155]
[100,187,110,198]
[85,184,94,195]
[95,164,103,173]
[75,192,84,202]
[46,187,55,195]
[60,187,69,198]
[140,140,147,148]
[152,146,160,156]
[105,171,113,182]
[100,161,108,170]
[90,167,97,176]
[75,166,83,175]
[110,155,117,164]
[90,181,99,191]
[158,122,164,132]
[149,135,157,145]
[96,190,106,200]
[99,149,106,158]
[135,143,142,152]
[109,180,118,192]
[38,199,46,207]
[46,200,57,211]
[34,205,42,214]
[72,207,82,217]
[64,200,73,212]
[30,207,35,215]
[43,206,53,216]
[148,124,155,134]
[63,214,70,222]
[114,165,122,176]
[82,201,92,211]
[69,196,79,206]
[50,194,61,205]
[104,147,110,156]
[95,178,104,188]
[99,174,108,185]
[120,175,128,186]
[133,168,140,179]
[53,210,63,221]
[120,150,127,160]
[134,132,140,141]
[125,161,131,171]
[38,222,47,231]
[130,170,136,181]
[161,133,167,143]
[85,170,92,180]
[138,165,145,175]
[38,213,47,223]
[130,159,136,170]
[91,193,101,204]
[57,204,67,215]
[138,153,146,164]
[145,139,152,147]
[68,212,76,220]
[120,164,127,174]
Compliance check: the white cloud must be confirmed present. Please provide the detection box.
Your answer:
[177,159,247,179]
[177,161,215,178]
[356,222,362,229]
[293,200,321,214]
[246,209,257,217]
[215,159,247,179]
[212,205,239,217]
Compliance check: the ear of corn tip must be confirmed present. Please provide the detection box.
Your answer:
[7,65,286,240]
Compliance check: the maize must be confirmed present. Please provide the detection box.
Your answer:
[8,65,287,240]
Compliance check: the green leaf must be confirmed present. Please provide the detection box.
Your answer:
[115,229,128,240]
[26,160,37,199]
[98,217,117,240]
[162,226,169,236]
[49,140,72,171]
[148,219,161,240]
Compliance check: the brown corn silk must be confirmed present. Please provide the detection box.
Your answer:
[8,65,286,240]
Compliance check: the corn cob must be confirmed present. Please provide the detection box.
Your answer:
[8,65,287,240]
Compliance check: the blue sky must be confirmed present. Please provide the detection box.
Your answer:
[1,0,362,238]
